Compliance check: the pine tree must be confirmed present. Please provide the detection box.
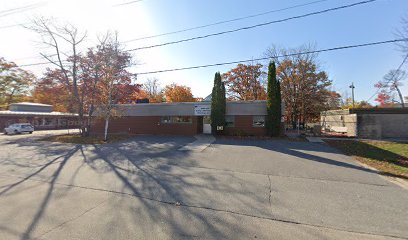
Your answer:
[211,72,226,135]
[266,61,281,136]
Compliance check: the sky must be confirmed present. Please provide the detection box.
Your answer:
[1,0,408,104]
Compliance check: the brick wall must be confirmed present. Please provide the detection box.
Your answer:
[91,115,268,136]
[92,116,200,136]
[224,115,266,136]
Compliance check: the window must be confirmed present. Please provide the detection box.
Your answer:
[161,116,172,123]
[44,118,54,126]
[173,116,192,123]
[225,116,235,127]
[253,116,265,127]
[161,116,192,124]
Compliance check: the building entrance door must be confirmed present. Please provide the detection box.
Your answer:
[203,116,211,134]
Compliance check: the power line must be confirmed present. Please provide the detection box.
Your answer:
[124,0,332,42]
[19,62,55,67]
[134,38,408,75]
[0,3,41,14]
[12,0,375,63]
[0,22,28,30]
[0,2,46,18]
[113,0,143,7]
[366,53,408,102]
[14,0,330,62]
[127,0,378,52]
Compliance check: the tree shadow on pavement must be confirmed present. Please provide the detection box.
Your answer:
[213,138,379,175]
[0,138,81,240]
[87,136,270,239]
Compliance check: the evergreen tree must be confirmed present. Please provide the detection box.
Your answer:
[211,72,226,134]
[266,61,282,136]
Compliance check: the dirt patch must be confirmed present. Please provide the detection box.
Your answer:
[40,134,132,144]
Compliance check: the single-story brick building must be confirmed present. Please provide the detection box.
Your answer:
[92,101,273,136]
[0,102,79,131]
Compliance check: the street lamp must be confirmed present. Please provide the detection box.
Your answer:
[349,83,355,109]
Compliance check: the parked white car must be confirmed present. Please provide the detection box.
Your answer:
[4,123,34,135]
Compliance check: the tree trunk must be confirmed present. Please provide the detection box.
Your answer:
[104,116,110,141]
[395,84,405,108]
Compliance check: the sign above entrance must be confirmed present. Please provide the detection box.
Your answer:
[194,105,211,116]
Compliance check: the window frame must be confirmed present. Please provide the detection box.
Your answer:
[161,116,193,124]
[252,115,266,128]
[225,115,235,128]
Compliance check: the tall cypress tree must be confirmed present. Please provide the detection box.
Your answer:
[276,76,282,136]
[266,61,281,136]
[211,72,225,135]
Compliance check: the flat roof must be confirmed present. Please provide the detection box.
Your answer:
[119,100,267,107]
[115,101,268,116]
[9,102,53,107]
[0,111,77,117]
[350,108,408,114]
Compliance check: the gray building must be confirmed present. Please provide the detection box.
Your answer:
[320,108,408,139]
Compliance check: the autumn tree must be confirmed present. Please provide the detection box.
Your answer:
[31,24,139,137]
[265,44,332,127]
[164,83,195,102]
[0,57,35,108]
[142,78,164,102]
[33,70,74,112]
[374,69,405,108]
[341,98,372,109]
[30,17,88,135]
[222,63,267,101]
[326,91,342,110]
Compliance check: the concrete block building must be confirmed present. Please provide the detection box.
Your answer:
[321,108,408,139]
[92,101,270,136]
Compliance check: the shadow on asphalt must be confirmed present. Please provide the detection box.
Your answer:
[1,136,247,239]
[0,135,395,239]
[213,138,378,175]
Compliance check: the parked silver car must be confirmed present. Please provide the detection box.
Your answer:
[4,123,34,135]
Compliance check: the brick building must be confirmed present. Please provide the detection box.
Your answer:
[92,101,270,136]
[0,102,79,131]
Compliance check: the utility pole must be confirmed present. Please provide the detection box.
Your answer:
[349,83,355,109]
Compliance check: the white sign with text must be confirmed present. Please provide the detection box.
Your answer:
[194,105,211,116]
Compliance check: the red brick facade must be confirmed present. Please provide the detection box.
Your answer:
[224,115,267,136]
[92,116,202,136]
[92,115,267,136]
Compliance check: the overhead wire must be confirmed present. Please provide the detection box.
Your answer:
[133,38,408,75]
[124,0,332,42]
[0,2,46,18]
[127,0,378,51]
[12,0,376,62]
[18,39,408,69]
[366,53,408,102]
[113,0,144,7]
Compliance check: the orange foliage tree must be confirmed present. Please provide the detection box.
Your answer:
[222,63,267,101]
[164,83,195,102]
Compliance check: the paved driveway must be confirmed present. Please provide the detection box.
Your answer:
[0,133,407,240]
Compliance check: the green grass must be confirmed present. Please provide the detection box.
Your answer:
[325,140,408,179]
[41,134,131,144]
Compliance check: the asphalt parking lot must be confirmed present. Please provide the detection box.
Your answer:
[0,131,407,240]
